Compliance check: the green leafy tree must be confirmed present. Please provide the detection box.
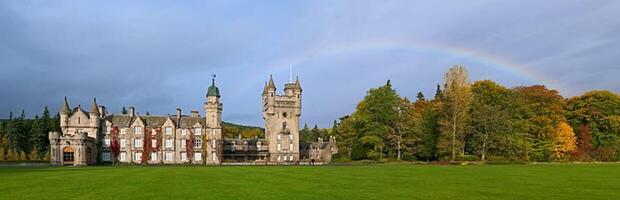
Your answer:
[353,80,401,160]
[513,85,566,161]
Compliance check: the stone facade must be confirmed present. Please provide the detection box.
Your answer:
[49,75,337,166]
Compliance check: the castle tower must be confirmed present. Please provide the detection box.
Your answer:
[60,97,70,133]
[263,75,302,163]
[89,98,100,132]
[204,75,223,164]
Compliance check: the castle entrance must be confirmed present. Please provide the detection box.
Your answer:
[63,147,74,166]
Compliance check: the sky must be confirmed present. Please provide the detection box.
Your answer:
[1,1,619,127]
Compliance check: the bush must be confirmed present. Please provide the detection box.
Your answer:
[456,154,479,162]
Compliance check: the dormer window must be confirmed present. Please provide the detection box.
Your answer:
[134,127,142,134]
[194,128,202,135]
[78,117,81,124]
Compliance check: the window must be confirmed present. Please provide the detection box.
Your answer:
[181,152,187,161]
[103,126,108,135]
[195,152,202,161]
[277,144,281,151]
[165,139,172,148]
[120,152,126,161]
[165,152,173,161]
[104,139,110,147]
[289,144,293,151]
[181,140,186,148]
[134,139,142,148]
[151,152,157,161]
[63,151,74,162]
[194,128,201,135]
[194,139,202,148]
[212,139,216,148]
[165,127,172,135]
[152,139,157,148]
[134,152,142,162]
[121,128,126,135]
[277,134,281,140]
[277,155,281,161]
[212,152,216,161]
[289,134,293,140]
[120,139,126,148]
[103,152,111,161]
[134,127,142,134]
[181,129,187,135]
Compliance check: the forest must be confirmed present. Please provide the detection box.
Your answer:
[330,66,620,162]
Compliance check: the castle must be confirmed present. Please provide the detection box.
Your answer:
[49,76,337,166]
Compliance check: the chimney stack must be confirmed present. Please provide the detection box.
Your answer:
[190,110,200,118]
[176,108,182,128]
[98,106,106,117]
[129,107,135,117]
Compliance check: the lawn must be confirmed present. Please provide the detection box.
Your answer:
[1,164,619,200]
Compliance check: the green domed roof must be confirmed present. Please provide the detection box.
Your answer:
[207,79,220,97]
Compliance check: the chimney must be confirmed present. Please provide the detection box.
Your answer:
[98,106,106,117]
[190,110,199,118]
[176,108,182,128]
[129,107,135,117]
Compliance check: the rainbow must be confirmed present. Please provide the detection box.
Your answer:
[264,38,549,87]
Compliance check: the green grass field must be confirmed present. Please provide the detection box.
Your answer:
[1,164,619,200]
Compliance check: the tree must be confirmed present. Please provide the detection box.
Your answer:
[469,104,509,161]
[438,65,472,161]
[416,92,426,102]
[353,80,401,160]
[434,84,443,100]
[468,80,512,161]
[416,103,439,161]
[121,107,128,115]
[514,85,566,161]
[334,115,356,159]
[0,146,5,161]
[566,91,620,160]
[552,122,577,160]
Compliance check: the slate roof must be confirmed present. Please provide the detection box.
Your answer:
[103,114,204,128]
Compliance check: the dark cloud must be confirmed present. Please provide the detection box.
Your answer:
[1,1,618,127]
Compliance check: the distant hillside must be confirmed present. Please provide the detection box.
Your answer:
[222,121,265,139]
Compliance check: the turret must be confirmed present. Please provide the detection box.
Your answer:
[262,75,276,117]
[60,97,70,130]
[204,74,223,165]
[89,98,100,126]
[204,75,222,129]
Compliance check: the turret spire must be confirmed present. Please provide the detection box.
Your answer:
[60,96,70,114]
[90,97,100,115]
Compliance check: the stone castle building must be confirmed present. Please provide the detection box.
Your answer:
[49,76,337,166]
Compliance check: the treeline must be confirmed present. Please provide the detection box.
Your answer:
[299,124,330,144]
[0,108,60,161]
[221,122,264,139]
[332,65,620,162]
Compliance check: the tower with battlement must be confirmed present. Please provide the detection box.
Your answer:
[262,75,302,163]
